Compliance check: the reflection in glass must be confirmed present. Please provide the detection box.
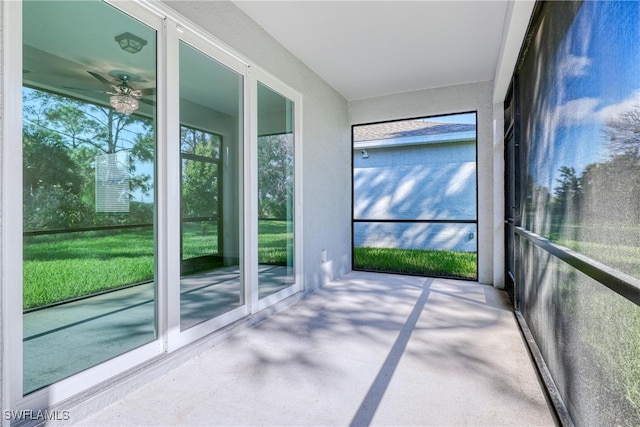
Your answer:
[352,113,477,278]
[519,1,640,279]
[179,41,243,330]
[257,83,295,298]
[22,0,157,393]
[515,2,640,424]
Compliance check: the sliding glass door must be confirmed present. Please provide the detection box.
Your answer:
[178,40,244,330]
[257,83,296,299]
[8,0,303,411]
[22,0,158,394]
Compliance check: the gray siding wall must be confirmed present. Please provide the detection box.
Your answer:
[353,141,477,252]
[354,142,476,220]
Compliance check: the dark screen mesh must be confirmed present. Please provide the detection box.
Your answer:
[519,1,640,278]
[520,240,640,425]
[516,1,640,424]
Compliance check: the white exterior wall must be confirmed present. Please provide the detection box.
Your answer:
[163,1,352,289]
[349,81,494,285]
[491,0,536,288]
[492,103,505,288]
[354,142,477,220]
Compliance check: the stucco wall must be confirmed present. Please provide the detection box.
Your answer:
[163,1,352,289]
[349,81,494,284]
[492,102,505,288]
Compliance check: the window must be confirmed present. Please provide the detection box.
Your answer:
[180,127,222,265]
[352,113,478,279]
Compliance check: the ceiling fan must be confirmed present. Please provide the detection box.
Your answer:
[67,70,155,114]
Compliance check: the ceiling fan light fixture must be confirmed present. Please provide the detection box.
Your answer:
[115,32,147,54]
[110,94,139,115]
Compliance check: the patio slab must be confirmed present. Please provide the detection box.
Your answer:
[75,271,555,426]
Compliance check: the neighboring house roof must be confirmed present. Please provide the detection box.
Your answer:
[353,119,476,150]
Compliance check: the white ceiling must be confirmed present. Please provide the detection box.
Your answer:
[233,1,510,101]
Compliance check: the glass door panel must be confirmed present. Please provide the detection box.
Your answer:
[22,0,157,394]
[179,41,243,330]
[257,83,295,298]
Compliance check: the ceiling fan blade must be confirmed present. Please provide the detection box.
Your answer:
[137,87,156,96]
[87,71,112,86]
[63,86,110,94]
[139,98,155,106]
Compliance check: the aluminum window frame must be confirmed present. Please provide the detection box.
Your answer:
[351,112,479,280]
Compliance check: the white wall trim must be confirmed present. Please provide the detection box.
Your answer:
[491,0,535,286]
[2,0,24,417]
[493,0,536,103]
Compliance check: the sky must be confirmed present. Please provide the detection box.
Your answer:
[532,1,640,191]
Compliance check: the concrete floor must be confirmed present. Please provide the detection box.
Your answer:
[76,271,555,426]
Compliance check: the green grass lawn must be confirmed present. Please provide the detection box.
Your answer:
[555,239,640,278]
[354,246,477,279]
[549,222,640,278]
[23,220,292,310]
[181,221,218,259]
[26,219,639,310]
[259,220,292,265]
[24,229,155,309]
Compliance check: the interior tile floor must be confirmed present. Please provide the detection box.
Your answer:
[74,271,555,426]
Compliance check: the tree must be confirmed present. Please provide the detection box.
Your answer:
[257,134,293,219]
[522,173,553,234]
[593,106,640,223]
[23,126,81,194]
[553,105,640,226]
[581,156,640,224]
[22,87,156,228]
[180,128,220,236]
[23,126,90,229]
[603,106,640,157]
[553,166,582,222]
